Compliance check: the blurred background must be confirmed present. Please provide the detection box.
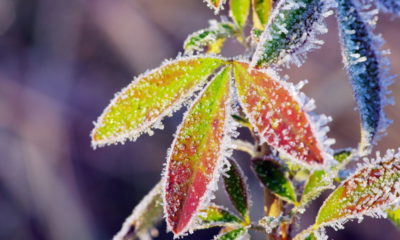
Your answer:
[0,0,399,239]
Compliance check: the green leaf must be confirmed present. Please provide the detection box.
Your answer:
[233,61,334,167]
[164,67,232,236]
[315,149,400,228]
[252,158,298,204]
[300,149,352,206]
[184,21,236,55]
[216,227,248,240]
[387,207,400,229]
[251,0,332,67]
[223,158,251,222]
[91,56,225,148]
[300,169,333,206]
[113,182,163,240]
[252,0,273,29]
[197,205,242,228]
[230,0,251,28]
[333,149,352,163]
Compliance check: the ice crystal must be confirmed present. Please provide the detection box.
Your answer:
[374,0,400,16]
[251,0,335,68]
[336,0,394,155]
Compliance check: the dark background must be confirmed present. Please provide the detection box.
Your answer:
[0,0,399,239]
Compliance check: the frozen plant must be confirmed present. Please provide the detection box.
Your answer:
[90,0,400,239]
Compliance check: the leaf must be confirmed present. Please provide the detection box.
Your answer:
[315,149,400,229]
[251,0,333,68]
[91,56,225,148]
[336,0,392,155]
[113,182,163,240]
[252,0,273,29]
[233,61,334,167]
[375,0,400,16]
[92,57,224,147]
[387,207,400,228]
[197,205,242,228]
[184,21,236,55]
[164,67,233,236]
[205,0,226,13]
[300,150,352,206]
[223,158,251,221]
[252,158,298,204]
[230,0,251,28]
[215,227,248,240]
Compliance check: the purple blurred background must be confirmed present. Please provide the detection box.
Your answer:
[0,0,399,239]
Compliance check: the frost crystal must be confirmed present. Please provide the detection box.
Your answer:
[336,0,394,155]
[251,0,335,68]
[374,0,400,16]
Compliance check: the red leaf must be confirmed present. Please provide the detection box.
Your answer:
[233,62,333,167]
[164,67,232,236]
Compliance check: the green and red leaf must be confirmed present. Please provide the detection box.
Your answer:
[223,158,251,221]
[91,56,225,148]
[164,67,233,236]
[233,61,334,167]
[315,149,400,228]
[113,182,163,240]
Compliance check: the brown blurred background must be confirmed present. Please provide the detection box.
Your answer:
[0,0,399,239]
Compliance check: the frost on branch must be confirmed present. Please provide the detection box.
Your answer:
[163,67,233,236]
[251,0,334,68]
[336,0,393,155]
[113,182,163,240]
[91,56,225,148]
[315,149,400,229]
[374,0,400,16]
[233,61,335,167]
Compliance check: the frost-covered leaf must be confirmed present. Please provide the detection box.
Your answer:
[300,150,352,206]
[252,158,298,204]
[337,0,393,155]
[375,0,400,16]
[252,0,273,29]
[233,61,334,167]
[223,158,251,221]
[205,0,226,13]
[113,182,163,240]
[387,207,400,228]
[300,169,333,206]
[215,227,248,240]
[251,0,333,68]
[164,67,232,236]
[315,149,400,229]
[230,0,251,28]
[197,205,242,228]
[91,56,225,148]
[184,21,236,55]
